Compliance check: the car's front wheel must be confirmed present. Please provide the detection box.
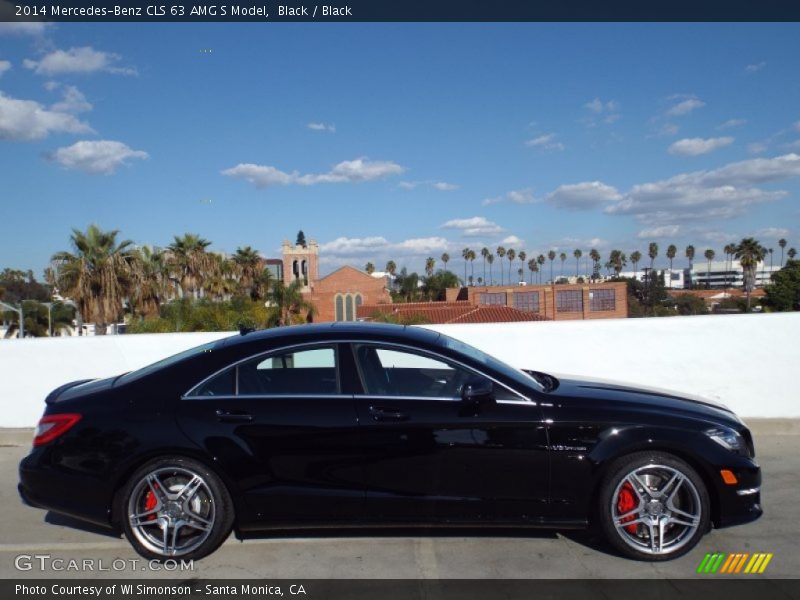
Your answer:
[598,451,710,561]
[118,456,234,561]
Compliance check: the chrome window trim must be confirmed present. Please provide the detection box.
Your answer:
[183,338,533,404]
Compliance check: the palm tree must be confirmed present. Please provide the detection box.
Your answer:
[559,252,567,278]
[496,246,506,285]
[232,245,262,298]
[486,253,495,285]
[527,258,536,283]
[779,238,787,267]
[608,250,627,277]
[269,279,317,325]
[468,249,477,284]
[666,244,677,288]
[787,247,797,260]
[518,251,527,281]
[685,245,696,287]
[480,247,489,284]
[768,247,774,274]
[425,257,435,277]
[735,238,767,310]
[537,254,546,283]
[630,250,642,279]
[51,224,136,335]
[204,253,238,301]
[385,260,397,277]
[461,248,472,286]
[589,249,600,280]
[648,242,659,272]
[506,249,516,283]
[704,249,715,289]
[723,243,736,290]
[167,233,212,299]
[441,253,450,272]
[365,262,375,275]
[573,249,583,277]
[131,246,169,318]
[547,250,556,283]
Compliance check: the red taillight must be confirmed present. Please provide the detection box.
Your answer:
[33,413,82,447]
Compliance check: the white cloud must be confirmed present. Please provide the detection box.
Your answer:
[318,236,449,267]
[0,59,10,77]
[0,91,93,140]
[222,157,405,189]
[49,84,92,114]
[718,118,747,130]
[307,122,335,133]
[440,216,504,237]
[668,136,734,156]
[400,180,459,191]
[319,236,390,255]
[0,21,50,36]
[394,237,450,253]
[51,140,148,174]
[666,95,705,117]
[482,188,537,206]
[585,98,619,114]
[605,153,800,224]
[500,235,525,246]
[637,225,682,239]
[525,132,565,151]
[745,61,767,73]
[582,98,621,127]
[755,227,789,239]
[24,47,137,76]
[794,121,800,133]
[546,181,622,210]
[748,142,768,154]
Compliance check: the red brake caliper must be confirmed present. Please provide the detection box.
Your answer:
[143,486,158,521]
[617,481,638,534]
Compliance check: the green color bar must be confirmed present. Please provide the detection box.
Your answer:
[710,553,727,573]
[697,553,713,574]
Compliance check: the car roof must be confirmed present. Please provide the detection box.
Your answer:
[219,321,443,351]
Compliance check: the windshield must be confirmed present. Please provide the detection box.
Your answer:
[438,334,544,392]
[117,341,219,385]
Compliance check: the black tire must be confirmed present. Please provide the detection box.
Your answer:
[597,451,710,561]
[118,456,234,561]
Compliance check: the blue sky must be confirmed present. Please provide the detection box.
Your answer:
[1,23,799,277]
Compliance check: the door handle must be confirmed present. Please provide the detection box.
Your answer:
[215,409,253,423]
[369,406,409,422]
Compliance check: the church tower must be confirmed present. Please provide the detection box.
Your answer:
[281,237,319,291]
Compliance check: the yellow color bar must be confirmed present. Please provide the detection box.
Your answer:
[744,554,761,573]
[758,554,773,574]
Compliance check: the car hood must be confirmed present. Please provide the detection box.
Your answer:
[528,371,740,424]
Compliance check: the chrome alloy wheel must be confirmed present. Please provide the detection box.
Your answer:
[611,463,702,556]
[127,466,215,557]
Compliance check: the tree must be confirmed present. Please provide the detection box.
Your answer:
[467,249,476,284]
[723,243,736,289]
[630,250,642,279]
[648,242,659,271]
[425,257,435,277]
[527,258,536,283]
[763,259,800,311]
[232,245,262,298]
[385,260,397,277]
[589,249,600,280]
[673,293,709,316]
[269,279,316,325]
[496,246,506,284]
[51,224,136,335]
[537,254,546,283]
[607,250,627,277]
[573,249,583,277]
[506,249,516,283]
[365,262,375,275]
[779,238,787,267]
[518,251,527,281]
[703,249,715,289]
[423,270,460,301]
[666,244,677,288]
[547,250,556,283]
[480,247,489,284]
[441,253,450,272]
[559,252,567,278]
[685,245,696,287]
[295,230,307,248]
[735,238,767,310]
[789,248,798,260]
[461,248,471,286]
[486,253,495,285]
[167,233,212,299]
[131,246,169,318]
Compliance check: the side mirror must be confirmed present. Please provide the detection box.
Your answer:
[461,378,495,405]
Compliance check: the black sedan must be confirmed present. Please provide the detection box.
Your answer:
[19,323,761,561]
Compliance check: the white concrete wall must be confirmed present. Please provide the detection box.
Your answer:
[0,313,797,427]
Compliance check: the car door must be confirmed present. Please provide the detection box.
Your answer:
[176,343,364,527]
[350,342,549,524]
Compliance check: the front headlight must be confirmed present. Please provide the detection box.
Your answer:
[705,426,747,455]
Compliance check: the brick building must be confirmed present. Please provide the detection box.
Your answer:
[357,301,549,324]
[445,281,628,320]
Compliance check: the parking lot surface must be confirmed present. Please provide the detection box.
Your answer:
[2,420,798,579]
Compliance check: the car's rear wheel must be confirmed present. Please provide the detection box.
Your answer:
[118,456,234,561]
[598,451,710,561]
